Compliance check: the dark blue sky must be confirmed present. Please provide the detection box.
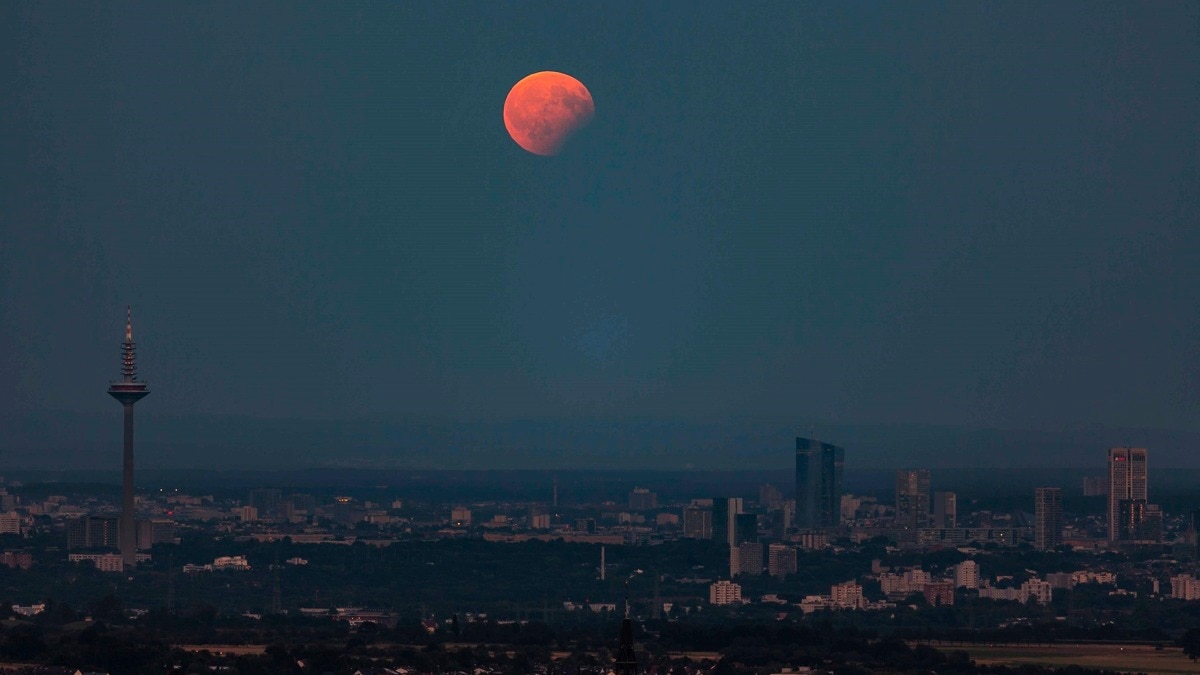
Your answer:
[1,3,1198,467]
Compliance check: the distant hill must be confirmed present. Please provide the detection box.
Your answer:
[1,411,1198,472]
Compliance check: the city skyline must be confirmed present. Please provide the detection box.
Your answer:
[2,3,1197,672]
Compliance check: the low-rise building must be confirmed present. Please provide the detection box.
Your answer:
[880,568,931,599]
[213,555,251,570]
[978,578,1053,605]
[831,581,865,609]
[450,507,472,527]
[1,551,32,570]
[0,512,22,535]
[1072,570,1117,585]
[1172,574,1200,600]
[922,581,955,606]
[799,595,833,613]
[68,552,123,573]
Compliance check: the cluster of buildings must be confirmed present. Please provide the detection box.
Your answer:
[706,555,1138,614]
[688,440,1167,576]
[183,555,252,573]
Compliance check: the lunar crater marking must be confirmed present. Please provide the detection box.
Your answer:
[504,72,594,156]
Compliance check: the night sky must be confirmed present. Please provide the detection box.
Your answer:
[1,3,1198,469]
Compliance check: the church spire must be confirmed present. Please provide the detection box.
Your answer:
[615,579,638,675]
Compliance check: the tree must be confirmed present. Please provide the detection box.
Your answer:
[1182,628,1200,661]
[90,593,125,623]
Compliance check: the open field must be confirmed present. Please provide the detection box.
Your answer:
[176,644,268,656]
[948,643,1200,674]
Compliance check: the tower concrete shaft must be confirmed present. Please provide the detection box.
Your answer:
[108,307,149,571]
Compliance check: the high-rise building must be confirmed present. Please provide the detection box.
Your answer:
[1143,504,1163,543]
[771,499,795,538]
[711,497,743,546]
[107,308,151,571]
[734,513,758,544]
[682,507,711,539]
[1116,499,1146,540]
[1082,476,1108,496]
[795,437,844,529]
[136,519,177,549]
[290,493,317,515]
[332,496,356,526]
[767,543,797,579]
[1108,447,1148,541]
[628,488,657,511]
[66,515,119,550]
[758,484,784,509]
[933,492,957,528]
[895,469,931,529]
[730,541,763,576]
[1034,487,1063,550]
[709,580,743,605]
[954,560,979,589]
[249,489,283,520]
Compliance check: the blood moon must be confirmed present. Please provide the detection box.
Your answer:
[503,71,594,156]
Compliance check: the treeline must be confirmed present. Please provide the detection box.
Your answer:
[0,608,1137,675]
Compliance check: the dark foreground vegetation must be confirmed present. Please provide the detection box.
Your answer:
[0,608,1153,675]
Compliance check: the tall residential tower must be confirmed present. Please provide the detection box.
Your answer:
[107,308,150,570]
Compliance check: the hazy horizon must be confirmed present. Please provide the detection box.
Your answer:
[2,410,1196,471]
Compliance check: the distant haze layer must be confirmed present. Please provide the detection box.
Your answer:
[2,412,1198,471]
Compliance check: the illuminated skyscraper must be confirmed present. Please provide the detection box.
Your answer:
[107,307,150,571]
[795,437,844,529]
[1108,447,1148,541]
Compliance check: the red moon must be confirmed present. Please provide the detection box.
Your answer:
[503,71,594,156]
